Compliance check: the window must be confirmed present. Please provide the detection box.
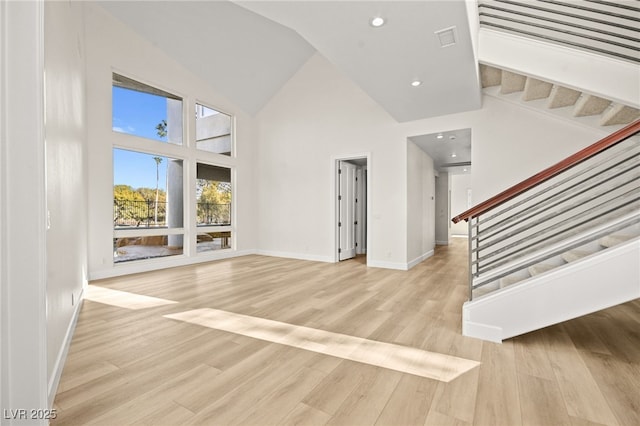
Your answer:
[111,73,236,266]
[196,163,232,252]
[112,73,183,145]
[113,149,184,263]
[113,235,183,263]
[196,103,232,156]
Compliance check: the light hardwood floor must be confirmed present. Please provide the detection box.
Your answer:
[52,239,640,425]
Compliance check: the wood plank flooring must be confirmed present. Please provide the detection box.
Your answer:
[52,239,640,425]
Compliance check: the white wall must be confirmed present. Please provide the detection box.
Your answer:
[44,1,88,404]
[1,0,49,420]
[407,141,435,266]
[256,53,409,269]
[451,174,472,236]
[84,3,258,279]
[471,98,606,204]
[255,51,606,270]
[435,171,451,245]
[401,96,605,208]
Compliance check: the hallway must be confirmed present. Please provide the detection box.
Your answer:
[52,239,639,425]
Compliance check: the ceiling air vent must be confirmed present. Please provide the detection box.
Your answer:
[435,26,457,48]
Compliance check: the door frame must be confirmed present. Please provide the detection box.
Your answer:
[1,0,49,414]
[338,160,357,261]
[332,153,371,264]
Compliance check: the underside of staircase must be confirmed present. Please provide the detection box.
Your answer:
[465,207,640,343]
[463,233,639,343]
[477,0,639,129]
[480,64,640,128]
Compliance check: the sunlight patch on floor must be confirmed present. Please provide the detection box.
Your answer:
[85,285,178,309]
[164,308,480,382]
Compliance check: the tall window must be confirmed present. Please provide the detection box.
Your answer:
[196,163,232,252]
[112,73,234,265]
[113,149,184,263]
[112,73,185,263]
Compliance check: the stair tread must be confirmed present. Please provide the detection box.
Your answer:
[562,249,595,263]
[522,78,553,101]
[480,64,501,88]
[528,263,556,276]
[485,64,635,128]
[501,71,526,94]
[547,86,581,109]
[574,94,611,117]
[600,104,640,126]
[501,274,524,287]
[600,234,636,248]
[473,281,500,298]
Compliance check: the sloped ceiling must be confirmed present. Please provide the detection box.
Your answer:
[236,1,482,122]
[97,1,482,122]
[97,1,316,115]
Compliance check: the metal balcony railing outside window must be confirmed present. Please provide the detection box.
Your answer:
[113,200,231,228]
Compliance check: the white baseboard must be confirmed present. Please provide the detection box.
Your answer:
[258,250,431,271]
[89,249,258,281]
[407,250,435,270]
[48,287,84,406]
[90,246,435,281]
[256,250,333,263]
[436,240,449,246]
[366,259,409,270]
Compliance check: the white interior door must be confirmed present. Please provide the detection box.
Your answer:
[355,168,367,254]
[339,161,357,260]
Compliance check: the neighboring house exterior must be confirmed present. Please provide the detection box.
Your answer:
[1,0,637,417]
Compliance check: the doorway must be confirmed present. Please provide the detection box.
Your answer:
[335,156,368,262]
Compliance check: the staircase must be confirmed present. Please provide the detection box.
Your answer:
[452,120,640,343]
[477,0,639,128]
[474,221,639,299]
[480,64,640,128]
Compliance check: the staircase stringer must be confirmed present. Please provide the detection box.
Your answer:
[463,237,640,343]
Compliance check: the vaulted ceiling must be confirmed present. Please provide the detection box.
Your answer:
[97,1,482,122]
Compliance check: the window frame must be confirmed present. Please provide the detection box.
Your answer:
[195,99,236,158]
[110,72,237,265]
[194,161,235,254]
[112,72,185,146]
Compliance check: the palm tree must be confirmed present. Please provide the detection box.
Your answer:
[153,156,162,225]
[153,119,167,226]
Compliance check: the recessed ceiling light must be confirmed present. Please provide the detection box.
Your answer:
[449,135,456,140]
[370,17,385,27]
[451,153,457,158]
[463,168,468,172]
[436,134,443,139]
[411,80,422,87]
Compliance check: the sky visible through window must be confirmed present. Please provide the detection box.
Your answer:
[113,86,169,190]
[113,149,168,191]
